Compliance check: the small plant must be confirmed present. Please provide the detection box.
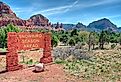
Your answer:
[111,44,116,49]
[26,59,33,65]
[81,42,86,46]
[58,52,121,81]
[54,59,67,64]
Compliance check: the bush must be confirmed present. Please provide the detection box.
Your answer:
[51,34,59,47]
[0,24,22,48]
[111,44,116,49]
[68,38,76,46]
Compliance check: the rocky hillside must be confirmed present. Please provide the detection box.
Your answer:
[0,2,17,18]
[0,1,51,29]
[29,14,50,27]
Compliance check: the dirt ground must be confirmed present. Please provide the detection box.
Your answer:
[1,49,120,82]
[0,64,83,82]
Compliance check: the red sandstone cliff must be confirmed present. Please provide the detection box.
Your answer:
[0,1,51,29]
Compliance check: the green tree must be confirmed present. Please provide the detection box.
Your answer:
[71,29,78,36]
[79,31,90,43]
[0,24,21,48]
[119,33,121,45]
[0,28,6,48]
[88,32,98,51]
[99,31,108,49]
[51,34,59,47]
[74,35,82,43]
[60,34,70,45]
[110,32,119,43]
[67,38,76,46]
[4,24,22,33]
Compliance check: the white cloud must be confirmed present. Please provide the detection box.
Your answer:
[12,7,34,14]
[32,0,120,16]
[12,0,120,18]
[76,0,121,9]
[90,0,120,6]
[103,15,121,19]
[32,0,79,16]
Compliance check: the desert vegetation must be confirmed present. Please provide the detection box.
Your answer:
[55,50,121,81]
[0,25,121,81]
[0,24,121,49]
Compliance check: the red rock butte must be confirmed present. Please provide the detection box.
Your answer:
[0,1,52,30]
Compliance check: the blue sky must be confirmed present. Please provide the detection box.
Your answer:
[2,0,121,27]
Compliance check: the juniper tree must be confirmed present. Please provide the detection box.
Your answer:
[88,32,96,51]
[99,31,108,49]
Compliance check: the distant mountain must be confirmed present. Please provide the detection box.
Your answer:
[58,23,86,30]
[87,18,118,32]
[52,24,75,30]
[57,18,119,32]
[61,18,119,32]
[62,24,76,30]
[117,27,121,32]
[74,22,87,31]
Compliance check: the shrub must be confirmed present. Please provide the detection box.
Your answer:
[51,34,59,47]
[111,44,116,49]
[26,59,33,65]
[0,24,22,48]
[68,38,76,46]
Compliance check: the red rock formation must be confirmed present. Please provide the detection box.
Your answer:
[0,1,51,29]
[53,22,65,31]
[0,1,16,17]
[29,14,49,27]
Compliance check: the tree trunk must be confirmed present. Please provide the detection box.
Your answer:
[92,44,95,50]
[88,44,91,51]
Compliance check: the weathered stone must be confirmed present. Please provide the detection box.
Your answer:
[34,63,44,72]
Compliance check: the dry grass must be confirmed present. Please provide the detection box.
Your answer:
[55,50,121,82]
[0,55,6,71]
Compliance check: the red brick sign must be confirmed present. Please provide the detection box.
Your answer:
[17,32,44,50]
[6,32,52,71]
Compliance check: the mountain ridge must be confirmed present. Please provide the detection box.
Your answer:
[61,18,120,32]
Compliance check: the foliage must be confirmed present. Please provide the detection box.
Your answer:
[71,29,78,36]
[88,32,97,51]
[51,34,59,47]
[79,31,90,43]
[111,44,116,49]
[0,24,120,49]
[26,59,33,65]
[61,34,70,45]
[67,37,76,46]
[57,52,121,81]
[50,29,120,49]
[0,28,6,48]
[99,31,108,49]
[118,34,121,45]
[73,35,82,43]
[0,24,21,48]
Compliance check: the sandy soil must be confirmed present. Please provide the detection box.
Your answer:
[0,64,82,82]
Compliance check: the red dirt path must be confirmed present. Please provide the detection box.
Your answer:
[0,64,81,82]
